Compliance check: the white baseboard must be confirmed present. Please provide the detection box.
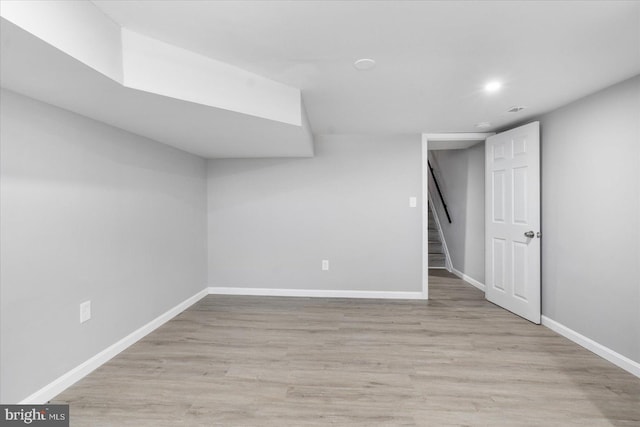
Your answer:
[19,288,209,404]
[451,268,486,292]
[541,315,640,379]
[208,286,425,300]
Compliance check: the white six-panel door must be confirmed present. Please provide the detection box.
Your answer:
[485,122,541,324]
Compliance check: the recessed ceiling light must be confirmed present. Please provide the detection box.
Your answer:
[484,81,502,93]
[354,58,376,71]
[476,122,492,129]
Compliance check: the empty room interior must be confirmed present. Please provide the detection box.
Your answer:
[1,1,639,425]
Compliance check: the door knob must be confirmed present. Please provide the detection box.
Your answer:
[524,231,535,238]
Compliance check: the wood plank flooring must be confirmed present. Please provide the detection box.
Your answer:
[53,270,640,426]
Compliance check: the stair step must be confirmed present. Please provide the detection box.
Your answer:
[429,253,446,267]
[428,241,443,254]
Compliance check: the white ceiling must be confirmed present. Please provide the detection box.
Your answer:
[92,0,640,135]
[0,17,314,158]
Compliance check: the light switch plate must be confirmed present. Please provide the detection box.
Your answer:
[409,197,417,208]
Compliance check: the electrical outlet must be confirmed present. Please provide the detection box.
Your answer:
[322,260,329,271]
[80,300,91,323]
[409,196,417,208]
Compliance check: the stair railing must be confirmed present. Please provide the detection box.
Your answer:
[427,160,452,223]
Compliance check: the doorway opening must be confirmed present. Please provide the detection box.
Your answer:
[421,133,492,300]
[422,123,542,325]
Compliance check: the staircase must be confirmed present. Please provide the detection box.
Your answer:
[428,202,447,268]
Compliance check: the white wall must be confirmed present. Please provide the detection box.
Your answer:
[429,144,485,283]
[0,90,208,403]
[0,0,124,81]
[121,29,302,126]
[207,134,423,293]
[540,75,640,363]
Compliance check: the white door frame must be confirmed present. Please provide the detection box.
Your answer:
[421,133,494,299]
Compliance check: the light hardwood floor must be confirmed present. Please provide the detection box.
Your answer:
[53,270,640,426]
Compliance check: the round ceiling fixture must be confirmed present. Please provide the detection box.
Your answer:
[475,122,492,129]
[354,58,376,70]
[484,80,502,93]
